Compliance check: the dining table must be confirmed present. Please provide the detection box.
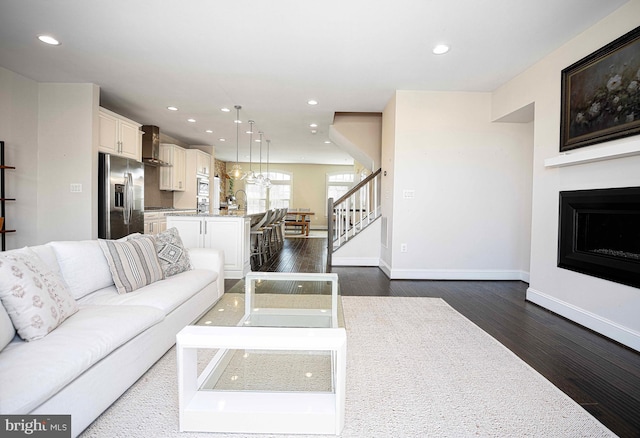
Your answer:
[286,210,315,236]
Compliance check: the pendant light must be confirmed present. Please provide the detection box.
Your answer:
[263,139,272,189]
[255,131,265,186]
[242,120,257,184]
[229,105,243,180]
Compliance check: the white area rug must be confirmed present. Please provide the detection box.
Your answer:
[80,297,615,437]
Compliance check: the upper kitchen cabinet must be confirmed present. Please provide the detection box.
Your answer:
[159,144,186,191]
[98,108,142,161]
[195,150,211,176]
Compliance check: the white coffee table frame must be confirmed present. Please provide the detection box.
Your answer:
[176,272,346,435]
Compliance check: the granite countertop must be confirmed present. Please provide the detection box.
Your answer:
[144,207,196,212]
[165,209,266,218]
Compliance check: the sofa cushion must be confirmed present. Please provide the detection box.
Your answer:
[79,269,218,315]
[0,304,165,414]
[152,227,192,277]
[98,236,164,294]
[49,240,114,299]
[0,248,79,341]
[31,244,62,276]
[0,303,15,351]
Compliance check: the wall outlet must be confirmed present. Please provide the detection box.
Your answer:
[400,243,408,253]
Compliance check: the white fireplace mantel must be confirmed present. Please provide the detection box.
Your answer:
[544,139,640,168]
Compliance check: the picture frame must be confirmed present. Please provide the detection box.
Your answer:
[560,25,640,152]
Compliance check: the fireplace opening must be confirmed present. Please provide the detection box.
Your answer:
[558,187,640,289]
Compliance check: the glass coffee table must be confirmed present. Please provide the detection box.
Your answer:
[176,272,346,435]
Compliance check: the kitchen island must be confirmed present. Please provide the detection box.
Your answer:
[167,210,265,279]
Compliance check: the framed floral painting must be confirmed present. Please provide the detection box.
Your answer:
[560,25,640,152]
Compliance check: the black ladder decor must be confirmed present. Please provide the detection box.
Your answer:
[0,141,16,251]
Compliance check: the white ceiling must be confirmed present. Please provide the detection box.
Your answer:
[0,0,629,165]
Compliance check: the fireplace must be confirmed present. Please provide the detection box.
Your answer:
[558,187,640,288]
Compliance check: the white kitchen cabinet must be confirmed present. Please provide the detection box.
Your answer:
[174,149,210,210]
[196,150,211,176]
[167,215,251,279]
[159,144,186,191]
[98,108,142,161]
[166,216,204,248]
[144,212,168,235]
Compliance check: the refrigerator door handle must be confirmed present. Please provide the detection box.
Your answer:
[102,154,111,238]
[123,172,133,225]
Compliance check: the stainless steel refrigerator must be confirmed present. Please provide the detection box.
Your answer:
[98,153,144,239]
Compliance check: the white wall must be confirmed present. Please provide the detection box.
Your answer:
[37,83,99,243]
[330,113,382,171]
[382,90,533,280]
[0,67,39,249]
[379,94,397,271]
[492,0,640,350]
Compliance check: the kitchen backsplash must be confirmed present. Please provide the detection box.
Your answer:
[144,165,173,208]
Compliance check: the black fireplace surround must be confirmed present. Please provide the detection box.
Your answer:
[558,187,640,289]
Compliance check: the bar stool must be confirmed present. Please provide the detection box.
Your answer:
[249,211,271,269]
[261,209,279,259]
[271,208,287,251]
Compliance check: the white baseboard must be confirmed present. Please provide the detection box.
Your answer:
[379,259,392,277]
[331,257,380,266]
[387,268,529,281]
[527,287,640,352]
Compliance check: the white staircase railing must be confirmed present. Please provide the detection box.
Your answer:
[327,168,382,269]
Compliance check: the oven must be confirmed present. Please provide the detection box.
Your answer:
[197,177,210,197]
[197,196,210,214]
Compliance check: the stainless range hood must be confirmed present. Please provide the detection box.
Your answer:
[141,125,172,167]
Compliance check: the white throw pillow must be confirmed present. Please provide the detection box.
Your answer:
[0,302,16,351]
[98,236,164,294]
[0,247,79,341]
[150,227,192,277]
[50,240,114,299]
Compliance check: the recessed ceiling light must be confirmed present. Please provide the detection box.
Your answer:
[205,129,213,133]
[324,140,332,144]
[432,44,450,55]
[221,107,230,112]
[309,123,318,128]
[37,35,60,46]
[167,106,178,111]
[311,130,317,134]
[187,118,196,123]
[218,138,226,142]
[307,100,318,105]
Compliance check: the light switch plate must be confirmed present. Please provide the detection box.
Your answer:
[70,183,82,193]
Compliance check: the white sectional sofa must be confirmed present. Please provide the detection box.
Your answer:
[0,232,224,437]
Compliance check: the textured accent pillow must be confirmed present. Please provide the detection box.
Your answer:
[0,247,79,341]
[98,236,164,294]
[153,227,192,277]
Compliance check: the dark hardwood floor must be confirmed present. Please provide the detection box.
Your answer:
[228,236,640,438]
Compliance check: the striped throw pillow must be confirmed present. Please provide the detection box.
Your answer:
[98,236,164,294]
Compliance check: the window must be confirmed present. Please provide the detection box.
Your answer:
[326,172,356,215]
[246,171,292,211]
[327,172,355,202]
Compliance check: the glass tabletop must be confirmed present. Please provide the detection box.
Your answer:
[193,272,344,393]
